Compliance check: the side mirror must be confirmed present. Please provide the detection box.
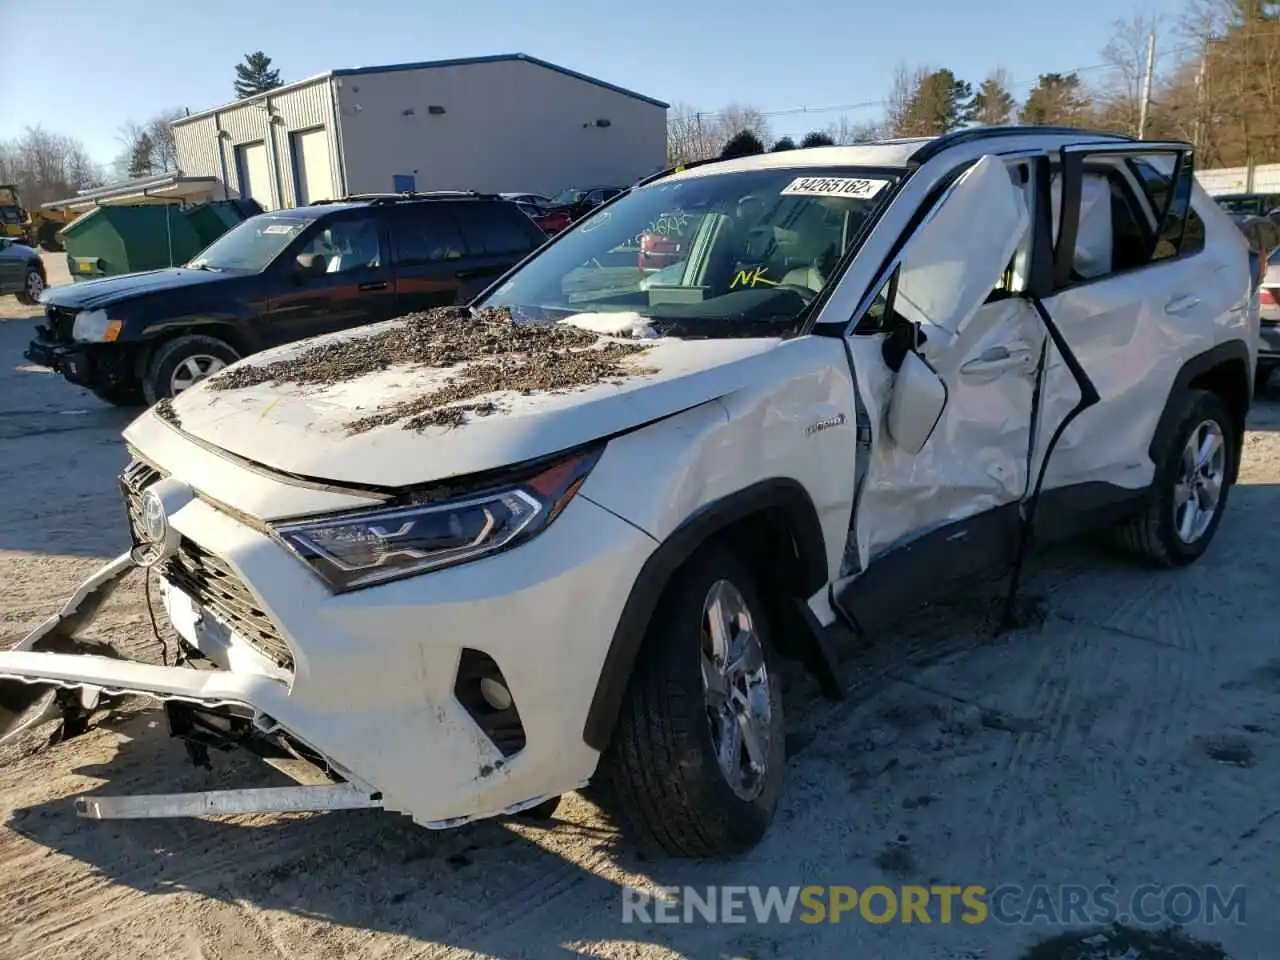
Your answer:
[885,349,947,454]
[295,252,327,280]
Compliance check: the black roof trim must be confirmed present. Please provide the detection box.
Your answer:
[308,191,503,207]
[907,125,1143,166]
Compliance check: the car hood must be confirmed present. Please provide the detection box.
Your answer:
[43,267,227,309]
[137,320,784,488]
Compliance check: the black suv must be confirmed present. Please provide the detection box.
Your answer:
[25,192,548,405]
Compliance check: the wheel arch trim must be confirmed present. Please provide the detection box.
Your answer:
[1148,339,1251,483]
[581,478,827,753]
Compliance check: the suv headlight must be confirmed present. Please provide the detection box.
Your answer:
[270,446,603,592]
[72,309,121,342]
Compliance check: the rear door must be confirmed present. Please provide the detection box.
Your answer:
[259,213,396,345]
[451,201,548,302]
[1033,143,1223,502]
[0,242,26,294]
[389,205,471,313]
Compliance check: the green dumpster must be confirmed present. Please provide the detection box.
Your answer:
[62,199,262,281]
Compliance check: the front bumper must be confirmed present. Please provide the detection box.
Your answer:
[0,483,657,827]
[24,334,136,390]
[1259,322,1280,363]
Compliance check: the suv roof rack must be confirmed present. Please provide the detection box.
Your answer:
[308,190,502,206]
[907,125,1146,165]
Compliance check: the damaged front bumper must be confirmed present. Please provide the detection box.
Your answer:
[0,473,652,826]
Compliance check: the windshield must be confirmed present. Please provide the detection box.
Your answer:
[479,166,901,337]
[188,214,310,271]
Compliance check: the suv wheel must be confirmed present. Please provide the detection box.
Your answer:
[16,264,44,305]
[1118,389,1236,567]
[143,334,240,404]
[599,544,785,857]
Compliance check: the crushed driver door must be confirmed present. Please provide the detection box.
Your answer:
[833,153,1051,634]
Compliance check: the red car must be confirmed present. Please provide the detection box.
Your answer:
[515,201,573,237]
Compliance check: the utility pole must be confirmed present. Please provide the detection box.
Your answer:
[1137,30,1156,139]
[1192,43,1207,152]
[695,111,706,158]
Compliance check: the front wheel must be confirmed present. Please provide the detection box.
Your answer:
[1117,389,1236,567]
[143,334,240,405]
[598,544,786,857]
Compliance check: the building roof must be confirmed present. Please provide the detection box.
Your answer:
[172,53,667,128]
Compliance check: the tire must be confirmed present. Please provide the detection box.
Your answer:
[16,264,45,306]
[89,381,145,407]
[597,543,786,858]
[37,221,62,252]
[1117,389,1236,567]
[143,334,240,405]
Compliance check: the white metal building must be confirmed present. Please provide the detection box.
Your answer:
[171,53,669,210]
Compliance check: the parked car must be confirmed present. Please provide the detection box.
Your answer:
[0,127,1257,859]
[1215,192,1280,217]
[500,192,551,206]
[23,193,547,406]
[544,185,628,223]
[0,236,46,304]
[1256,248,1280,384]
[511,199,573,237]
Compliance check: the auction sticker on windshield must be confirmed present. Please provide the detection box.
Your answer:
[780,177,890,199]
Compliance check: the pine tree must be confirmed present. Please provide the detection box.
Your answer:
[800,131,836,147]
[971,72,1017,126]
[721,130,765,159]
[771,136,797,152]
[234,52,283,99]
[128,132,155,178]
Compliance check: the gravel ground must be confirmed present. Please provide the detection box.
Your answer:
[1,270,1278,958]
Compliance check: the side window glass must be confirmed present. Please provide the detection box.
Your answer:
[457,204,540,256]
[990,161,1036,299]
[391,209,465,265]
[1130,155,1200,261]
[296,217,382,275]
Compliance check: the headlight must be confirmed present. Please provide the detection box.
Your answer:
[72,309,121,342]
[270,446,603,592]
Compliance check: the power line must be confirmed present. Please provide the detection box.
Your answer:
[691,33,1276,123]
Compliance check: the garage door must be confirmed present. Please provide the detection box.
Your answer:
[235,141,273,210]
[292,128,334,205]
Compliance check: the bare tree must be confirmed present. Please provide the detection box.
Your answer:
[713,104,772,147]
[1097,14,1166,137]
[0,126,102,208]
[824,115,882,144]
[667,103,720,164]
[149,109,186,172]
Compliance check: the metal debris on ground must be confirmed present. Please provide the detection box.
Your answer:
[205,306,657,432]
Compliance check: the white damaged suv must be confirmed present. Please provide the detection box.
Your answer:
[0,127,1257,857]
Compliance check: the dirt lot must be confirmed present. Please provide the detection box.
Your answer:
[1,262,1278,958]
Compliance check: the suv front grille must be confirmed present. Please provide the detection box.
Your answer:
[164,540,295,671]
[118,457,294,672]
[43,305,77,342]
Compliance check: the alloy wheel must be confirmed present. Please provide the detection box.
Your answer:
[700,579,772,801]
[1173,418,1226,544]
[169,354,227,395]
[25,270,44,300]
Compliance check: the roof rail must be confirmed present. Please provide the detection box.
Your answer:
[309,190,501,207]
[907,125,1144,165]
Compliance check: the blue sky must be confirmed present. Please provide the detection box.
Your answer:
[4,0,1189,167]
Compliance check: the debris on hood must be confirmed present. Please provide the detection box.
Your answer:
[205,306,657,433]
[153,397,181,429]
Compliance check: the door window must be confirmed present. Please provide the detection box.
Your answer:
[390,209,466,265]
[297,217,383,274]
[456,203,544,256]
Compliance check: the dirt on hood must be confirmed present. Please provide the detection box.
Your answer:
[205,307,656,432]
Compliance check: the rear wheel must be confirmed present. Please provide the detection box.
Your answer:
[143,334,240,404]
[16,264,44,305]
[598,544,786,857]
[1117,389,1236,567]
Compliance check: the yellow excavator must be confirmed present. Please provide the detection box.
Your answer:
[0,184,76,250]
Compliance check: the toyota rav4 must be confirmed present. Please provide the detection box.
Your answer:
[0,127,1258,858]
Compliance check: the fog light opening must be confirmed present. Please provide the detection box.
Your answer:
[479,677,513,711]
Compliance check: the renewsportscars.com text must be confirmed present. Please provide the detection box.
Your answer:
[621,884,1247,926]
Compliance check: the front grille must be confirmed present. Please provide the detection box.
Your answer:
[165,539,295,671]
[44,305,77,342]
[118,457,294,672]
